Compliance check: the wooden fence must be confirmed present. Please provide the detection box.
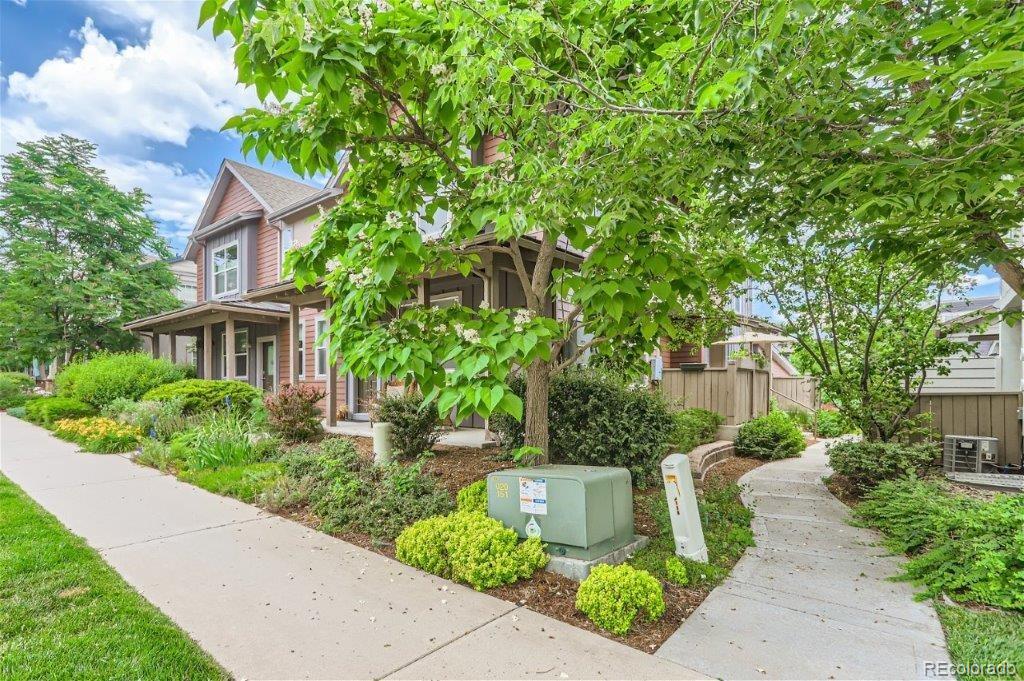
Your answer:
[772,376,820,413]
[909,392,1022,466]
[661,362,771,425]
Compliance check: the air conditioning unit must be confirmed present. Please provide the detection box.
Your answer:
[943,435,999,473]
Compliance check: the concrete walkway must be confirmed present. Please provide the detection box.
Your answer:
[0,414,702,680]
[656,440,952,680]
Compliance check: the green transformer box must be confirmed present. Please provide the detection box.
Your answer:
[486,465,635,560]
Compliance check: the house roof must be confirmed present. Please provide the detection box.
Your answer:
[224,160,321,212]
[124,300,289,332]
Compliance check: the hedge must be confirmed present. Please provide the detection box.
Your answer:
[142,379,262,414]
[24,397,96,426]
[55,353,188,408]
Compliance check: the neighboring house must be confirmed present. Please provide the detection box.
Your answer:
[126,150,581,427]
[922,287,1022,394]
[139,257,199,364]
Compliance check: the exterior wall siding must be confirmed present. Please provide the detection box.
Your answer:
[255,218,280,288]
[213,176,261,220]
[195,245,205,302]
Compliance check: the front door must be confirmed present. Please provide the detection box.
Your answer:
[257,337,276,392]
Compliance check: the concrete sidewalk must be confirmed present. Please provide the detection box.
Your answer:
[655,440,951,680]
[0,414,703,680]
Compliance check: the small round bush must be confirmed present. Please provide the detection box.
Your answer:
[24,396,96,426]
[664,557,689,586]
[395,511,548,590]
[264,384,325,442]
[55,352,189,408]
[142,379,262,414]
[456,480,488,514]
[816,409,857,438]
[0,372,35,409]
[372,393,442,459]
[827,440,936,489]
[575,563,665,635]
[672,408,724,452]
[735,410,806,460]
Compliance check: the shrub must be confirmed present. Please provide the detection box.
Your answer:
[349,461,454,541]
[396,510,548,590]
[491,368,674,484]
[24,396,96,426]
[816,409,856,437]
[52,417,142,453]
[575,564,665,635]
[142,379,262,414]
[671,408,724,452]
[664,556,689,585]
[54,353,188,408]
[135,440,186,472]
[258,475,316,512]
[102,398,192,441]
[856,478,1024,610]
[783,408,813,430]
[735,410,806,460]
[6,406,27,419]
[457,480,488,514]
[0,372,35,409]
[827,440,936,489]
[265,384,325,441]
[175,412,274,469]
[372,393,442,459]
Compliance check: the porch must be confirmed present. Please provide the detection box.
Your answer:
[124,301,290,390]
[324,420,497,449]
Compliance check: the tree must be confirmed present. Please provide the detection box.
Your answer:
[204,0,752,459]
[0,136,180,370]
[758,235,973,441]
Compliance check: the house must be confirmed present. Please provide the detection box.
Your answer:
[922,287,1021,394]
[125,154,581,429]
[138,257,198,364]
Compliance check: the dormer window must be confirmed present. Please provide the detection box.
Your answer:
[212,242,239,296]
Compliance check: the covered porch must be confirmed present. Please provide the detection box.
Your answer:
[324,420,497,449]
[125,301,290,390]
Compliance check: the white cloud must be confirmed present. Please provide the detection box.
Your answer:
[5,15,253,148]
[96,156,211,241]
[963,272,1002,290]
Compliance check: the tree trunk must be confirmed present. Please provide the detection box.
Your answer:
[524,358,551,464]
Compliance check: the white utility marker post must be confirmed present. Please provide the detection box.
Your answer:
[661,453,708,562]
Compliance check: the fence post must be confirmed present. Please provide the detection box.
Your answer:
[725,362,738,425]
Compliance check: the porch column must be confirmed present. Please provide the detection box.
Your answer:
[488,265,503,308]
[168,331,177,364]
[289,304,300,385]
[151,333,161,359]
[325,300,337,426]
[225,317,236,380]
[203,324,213,379]
[417,276,431,306]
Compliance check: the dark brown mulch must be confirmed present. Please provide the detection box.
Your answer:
[825,473,863,507]
[704,456,764,486]
[420,444,514,496]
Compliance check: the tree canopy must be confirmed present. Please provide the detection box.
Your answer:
[0,136,180,370]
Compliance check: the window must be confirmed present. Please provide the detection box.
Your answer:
[212,242,239,296]
[220,328,249,379]
[315,317,329,377]
[430,291,462,309]
[280,226,294,275]
[297,321,305,379]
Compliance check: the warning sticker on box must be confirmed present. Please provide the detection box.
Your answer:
[519,477,547,515]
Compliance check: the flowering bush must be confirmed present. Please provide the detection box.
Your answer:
[53,417,142,453]
[575,563,665,635]
[264,384,325,441]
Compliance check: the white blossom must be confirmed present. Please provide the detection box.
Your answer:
[478,300,490,311]
[1001,174,1015,182]
[263,101,285,116]
[351,86,366,105]
[513,308,535,331]
[430,63,449,77]
[385,211,402,228]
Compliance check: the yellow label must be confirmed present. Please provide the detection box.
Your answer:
[496,482,510,498]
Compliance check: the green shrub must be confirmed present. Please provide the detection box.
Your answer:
[396,510,548,590]
[372,392,442,459]
[491,368,674,484]
[671,408,724,452]
[783,408,813,430]
[664,556,689,585]
[141,379,262,415]
[856,478,1024,610]
[6,406,28,419]
[55,353,188,408]
[179,463,283,503]
[264,384,325,442]
[735,410,806,460]
[258,475,316,512]
[0,372,35,409]
[827,440,936,489]
[102,398,193,441]
[457,480,488,514]
[575,563,665,635]
[135,439,186,472]
[24,396,96,426]
[175,412,275,469]
[816,409,856,437]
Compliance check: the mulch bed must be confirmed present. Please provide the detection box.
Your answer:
[275,435,765,654]
[825,473,863,507]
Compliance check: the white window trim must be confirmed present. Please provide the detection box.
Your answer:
[314,315,329,379]
[220,328,250,379]
[297,320,305,380]
[278,226,294,282]
[211,240,240,298]
[430,291,463,308]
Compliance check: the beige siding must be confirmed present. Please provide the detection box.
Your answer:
[773,376,819,412]
[909,392,1022,466]
[660,364,771,425]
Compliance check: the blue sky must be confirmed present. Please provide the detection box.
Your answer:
[0,0,1005,302]
[0,0,317,253]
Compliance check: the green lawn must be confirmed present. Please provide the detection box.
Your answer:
[178,462,282,503]
[0,474,226,680]
[937,603,1024,681]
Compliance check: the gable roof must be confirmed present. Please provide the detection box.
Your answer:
[184,159,321,259]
